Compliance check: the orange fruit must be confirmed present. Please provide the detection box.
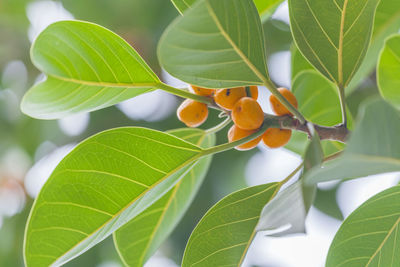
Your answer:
[177,99,208,127]
[190,85,214,97]
[269,87,298,116]
[214,87,246,110]
[232,97,264,130]
[262,128,292,148]
[245,85,258,100]
[228,125,262,151]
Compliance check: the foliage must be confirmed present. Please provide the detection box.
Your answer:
[10,0,400,266]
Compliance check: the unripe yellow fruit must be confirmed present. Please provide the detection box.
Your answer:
[228,125,262,151]
[232,97,264,130]
[262,128,292,148]
[269,87,298,116]
[177,99,208,127]
[190,85,214,97]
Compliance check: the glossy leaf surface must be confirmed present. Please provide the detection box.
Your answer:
[182,183,280,267]
[348,0,400,91]
[24,127,205,267]
[289,0,380,87]
[378,34,400,109]
[171,0,284,22]
[21,21,159,119]
[305,98,400,184]
[159,0,268,88]
[327,186,400,266]
[113,129,215,267]
[286,70,347,156]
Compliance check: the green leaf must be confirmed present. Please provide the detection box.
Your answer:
[293,71,353,127]
[304,129,323,172]
[291,45,314,81]
[253,0,284,21]
[326,185,400,266]
[113,128,215,267]
[348,0,400,92]
[257,134,321,236]
[378,34,400,109]
[171,0,197,14]
[256,181,308,236]
[288,0,380,87]
[305,98,400,184]
[314,186,344,220]
[24,127,207,267]
[171,0,284,22]
[301,129,322,211]
[158,0,269,88]
[182,183,280,267]
[21,20,160,120]
[291,0,400,93]
[285,70,348,156]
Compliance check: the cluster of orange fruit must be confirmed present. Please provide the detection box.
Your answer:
[177,85,298,151]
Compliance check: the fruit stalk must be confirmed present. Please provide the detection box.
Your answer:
[338,85,347,127]
[157,83,213,104]
[264,79,307,124]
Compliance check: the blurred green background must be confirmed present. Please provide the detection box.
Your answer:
[0,1,280,266]
[0,1,389,266]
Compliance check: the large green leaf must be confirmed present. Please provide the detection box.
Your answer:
[158,0,269,88]
[21,20,160,120]
[256,181,308,236]
[305,98,400,184]
[347,0,400,92]
[171,0,196,14]
[24,127,207,267]
[171,0,283,22]
[292,71,350,127]
[378,34,400,109]
[258,134,321,236]
[326,186,400,266]
[290,0,400,93]
[314,186,344,220]
[286,70,347,156]
[182,183,280,267]
[113,128,215,267]
[291,45,314,81]
[289,0,380,87]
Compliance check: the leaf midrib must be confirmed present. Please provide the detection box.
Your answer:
[137,174,185,265]
[366,216,400,266]
[205,0,268,85]
[27,150,204,267]
[45,74,159,89]
[337,0,349,87]
[135,134,208,265]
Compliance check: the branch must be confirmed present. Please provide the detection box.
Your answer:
[265,114,350,143]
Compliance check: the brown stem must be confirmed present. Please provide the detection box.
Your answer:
[203,101,349,143]
[264,114,350,143]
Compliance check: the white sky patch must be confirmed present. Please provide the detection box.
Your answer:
[244,207,341,267]
[96,261,122,267]
[268,51,291,89]
[0,147,31,181]
[337,172,400,218]
[58,112,90,137]
[27,1,74,42]
[24,144,75,198]
[0,180,26,218]
[272,1,290,25]
[144,255,178,267]
[118,90,178,122]
[245,146,302,186]
[2,60,28,95]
